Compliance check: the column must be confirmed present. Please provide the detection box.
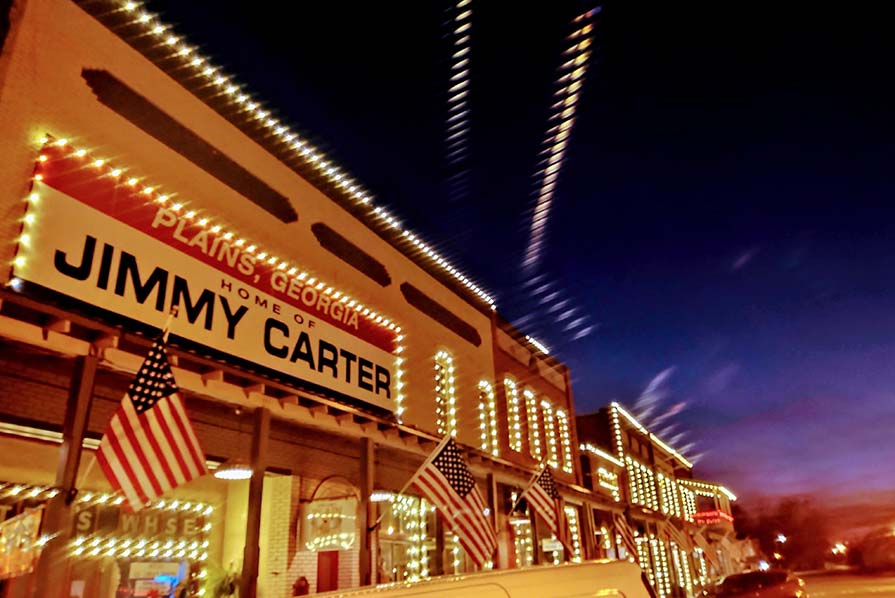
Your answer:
[33,354,98,598]
[239,406,270,598]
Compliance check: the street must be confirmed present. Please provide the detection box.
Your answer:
[805,572,895,597]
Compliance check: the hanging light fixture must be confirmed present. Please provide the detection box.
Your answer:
[213,407,253,480]
[213,459,252,480]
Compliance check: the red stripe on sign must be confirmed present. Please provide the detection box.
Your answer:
[35,148,396,353]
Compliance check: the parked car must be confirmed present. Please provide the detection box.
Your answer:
[318,559,655,598]
[708,570,808,598]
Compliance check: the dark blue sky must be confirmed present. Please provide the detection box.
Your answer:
[143,1,895,520]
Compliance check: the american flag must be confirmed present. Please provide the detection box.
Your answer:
[519,465,569,551]
[411,438,497,567]
[664,520,692,552]
[613,511,638,560]
[97,339,208,511]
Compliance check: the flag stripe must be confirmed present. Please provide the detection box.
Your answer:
[100,425,149,507]
[120,398,173,493]
[104,416,154,504]
[409,438,497,567]
[144,409,188,486]
[613,513,638,557]
[114,404,164,497]
[467,490,498,544]
[157,398,201,479]
[166,396,208,474]
[415,471,492,562]
[96,445,142,509]
[149,402,194,482]
[414,473,486,558]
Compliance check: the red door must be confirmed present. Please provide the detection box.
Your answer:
[317,551,339,593]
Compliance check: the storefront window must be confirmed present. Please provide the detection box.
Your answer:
[477,381,499,456]
[508,490,534,568]
[556,409,574,474]
[541,401,559,469]
[434,352,458,438]
[0,434,247,598]
[563,505,582,562]
[504,378,523,452]
[523,389,542,459]
[377,494,436,583]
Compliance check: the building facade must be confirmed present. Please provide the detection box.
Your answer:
[577,403,743,598]
[0,1,594,596]
[0,1,751,597]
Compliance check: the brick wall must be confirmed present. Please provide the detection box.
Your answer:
[260,475,293,598]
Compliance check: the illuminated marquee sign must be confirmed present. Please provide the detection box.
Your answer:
[692,510,734,525]
[13,143,402,412]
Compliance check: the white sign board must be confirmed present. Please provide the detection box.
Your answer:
[14,148,399,411]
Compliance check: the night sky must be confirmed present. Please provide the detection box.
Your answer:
[140,1,895,530]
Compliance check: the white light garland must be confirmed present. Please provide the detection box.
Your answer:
[579,442,624,468]
[504,377,523,452]
[434,351,457,437]
[611,403,693,468]
[477,380,499,456]
[523,7,600,271]
[650,535,673,598]
[597,467,621,502]
[564,505,582,562]
[541,400,559,468]
[678,478,737,502]
[117,1,496,308]
[522,389,542,459]
[525,335,550,355]
[19,138,408,422]
[556,408,573,474]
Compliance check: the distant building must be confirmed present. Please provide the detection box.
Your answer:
[578,403,744,598]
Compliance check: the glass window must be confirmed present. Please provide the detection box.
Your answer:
[564,505,582,562]
[556,409,574,473]
[541,401,559,468]
[434,351,457,438]
[477,381,499,456]
[504,378,523,452]
[523,389,542,459]
[378,495,436,582]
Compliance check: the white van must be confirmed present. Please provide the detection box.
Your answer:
[317,559,656,598]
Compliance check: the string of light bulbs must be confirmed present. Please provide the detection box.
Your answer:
[522,6,601,271]
[115,1,496,309]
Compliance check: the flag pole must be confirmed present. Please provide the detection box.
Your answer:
[368,434,453,532]
[161,304,179,342]
[507,459,548,516]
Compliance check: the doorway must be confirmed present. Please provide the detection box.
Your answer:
[317,550,339,593]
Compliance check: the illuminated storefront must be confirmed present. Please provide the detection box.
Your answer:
[0,1,642,596]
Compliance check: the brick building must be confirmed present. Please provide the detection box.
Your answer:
[577,403,742,598]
